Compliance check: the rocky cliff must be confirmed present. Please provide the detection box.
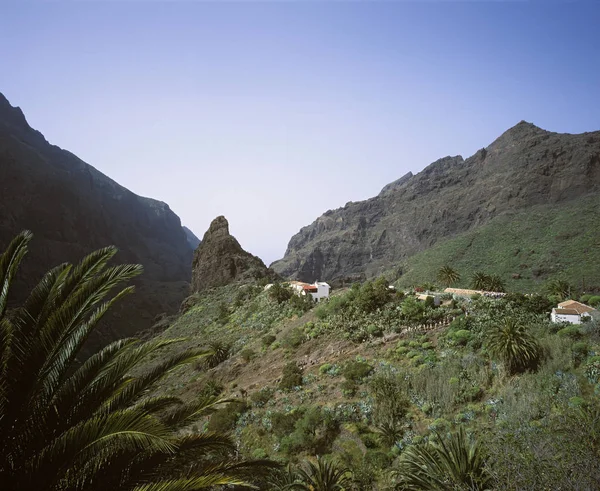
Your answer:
[192,216,276,292]
[271,122,600,284]
[0,92,195,349]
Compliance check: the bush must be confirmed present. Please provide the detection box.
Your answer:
[262,334,277,347]
[239,348,255,362]
[250,388,274,407]
[341,379,358,397]
[282,327,306,349]
[279,406,339,455]
[588,296,600,307]
[208,402,248,433]
[280,362,303,390]
[451,330,472,346]
[269,283,293,304]
[572,342,589,366]
[342,360,374,381]
[557,325,582,339]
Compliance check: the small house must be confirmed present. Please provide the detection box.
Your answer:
[551,300,596,324]
[289,280,331,302]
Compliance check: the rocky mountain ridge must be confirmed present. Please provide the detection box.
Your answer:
[191,216,277,293]
[271,121,600,284]
[0,92,195,350]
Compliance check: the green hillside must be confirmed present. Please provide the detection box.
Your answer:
[395,193,600,293]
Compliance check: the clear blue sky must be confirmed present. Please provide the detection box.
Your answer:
[1,1,599,264]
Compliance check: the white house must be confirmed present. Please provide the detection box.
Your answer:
[289,280,331,302]
[551,300,596,324]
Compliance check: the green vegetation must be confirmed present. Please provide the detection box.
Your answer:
[10,225,600,489]
[438,265,460,287]
[396,194,600,292]
[0,232,274,490]
[397,427,491,490]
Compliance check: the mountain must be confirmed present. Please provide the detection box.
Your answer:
[0,92,194,349]
[183,226,201,250]
[191,216,277,293]
[271,122,600,289]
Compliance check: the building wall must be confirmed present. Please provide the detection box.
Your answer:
[551,312,581,324]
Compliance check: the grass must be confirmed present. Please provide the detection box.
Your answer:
[394,194,600,292]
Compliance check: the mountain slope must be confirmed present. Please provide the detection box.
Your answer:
[0,92,194,349]
[271,122,600,287]
[395,194,600,291]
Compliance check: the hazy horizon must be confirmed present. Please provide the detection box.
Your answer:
[2,1,599,264]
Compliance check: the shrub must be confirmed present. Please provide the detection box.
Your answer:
[250,388,274,407]
[370,374,409,429]
[341,379,358,397]
[589,296,600,307]
[262,334,277,347]
[280,362,303,390]
[282,327,306,349]
[240,348,255,362]
[208,402,248,433]
[558,325,582,339]
[280,407,340,455]
[451,330,472,346]
[342,360,374,381]
[269,282,294,303]
[572,342,589,366]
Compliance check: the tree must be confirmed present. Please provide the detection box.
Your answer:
[397,427,491,490]
[485,317,541,375]
[545,279,574,301]
[437,266,461,288]
[470,272,505,292]
[471,271,490,291]
[0,231,273,490]
[486,274,506,293]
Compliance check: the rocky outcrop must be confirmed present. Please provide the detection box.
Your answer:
[271,121,600,283]
[0,92,195,350]
[192,216,277,292]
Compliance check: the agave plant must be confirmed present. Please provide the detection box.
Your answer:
[266,464,305,490]
[438,266,461,288]
[396,427,492,490]
[485,317,541,375]
[296,456,352,491]
[0,231,274,490]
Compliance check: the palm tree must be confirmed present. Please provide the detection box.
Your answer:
[485,317,541,375]
[545,279,574,301]
[471,271,489,291]
[296,456,352,491]
[396,427,491,490]
[0,231,273,490]
[438,266,461,288]
[486,274,506,293]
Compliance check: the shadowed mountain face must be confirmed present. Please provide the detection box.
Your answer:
[191,216,277,293]
[271,122,600,285]
[0,93,195,350]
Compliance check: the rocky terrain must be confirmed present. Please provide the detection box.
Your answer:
[0,92,195,350]
[271,122,600,285]
[191,216,277,293]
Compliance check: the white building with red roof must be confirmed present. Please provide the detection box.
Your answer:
[551,300,596,324]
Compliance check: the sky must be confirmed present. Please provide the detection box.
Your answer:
[1,1,599,264]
